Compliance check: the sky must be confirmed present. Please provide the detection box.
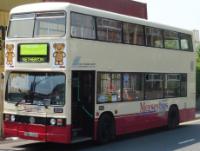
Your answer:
[135,0,200,31]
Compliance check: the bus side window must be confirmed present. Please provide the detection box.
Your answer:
[122,73,143,101]
[123,23,145,46]
[97,73,121,103]
[180,33,193,51]
[145,27,163,48]
[145,74,164,100]
[96,17,122,43]
[164,30,179,50]
[71,12,96,39]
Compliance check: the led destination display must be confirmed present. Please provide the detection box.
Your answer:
[18,44,49,63]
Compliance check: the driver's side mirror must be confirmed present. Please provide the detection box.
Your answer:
[44,99,51,109]
[1,72,4,79]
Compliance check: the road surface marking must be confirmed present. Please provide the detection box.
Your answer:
[178,138,195,145]
[180,119,200,125]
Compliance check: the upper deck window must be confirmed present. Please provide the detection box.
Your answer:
[8,12,66,38]
[123,23,145,45]
[145,27,163,48]
[8,13,35,38]
[71,12,96,39]
[164,30,179,49]
[34,12,65,37]
[68,12,193,52]
[97,17,122,43]
[180,33,193,51]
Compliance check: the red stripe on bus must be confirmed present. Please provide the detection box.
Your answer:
[115,112,168,135]
[179,108,196,122]
[18,123,46,142]
[3,122,71,143]
[3,122,18,138]
[46,125,71,143]
[4,108,195,143]
[94,108,195,139]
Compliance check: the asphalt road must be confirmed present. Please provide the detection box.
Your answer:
[1,119,200,151]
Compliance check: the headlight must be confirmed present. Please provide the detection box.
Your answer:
[50,118,56,125]
[57,119,63,126]
[29,117,35,124]
[10,115,15,122]
[4,114,10,121]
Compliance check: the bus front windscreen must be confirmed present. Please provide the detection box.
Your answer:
[6,72,65,106]
[8,12,66,38]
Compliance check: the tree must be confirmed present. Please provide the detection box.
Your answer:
[196,43,200,96]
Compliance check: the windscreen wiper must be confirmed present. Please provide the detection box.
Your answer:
[15,88,26,106]
[15,99,26,106]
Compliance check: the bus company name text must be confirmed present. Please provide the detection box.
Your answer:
[140,102,168,114]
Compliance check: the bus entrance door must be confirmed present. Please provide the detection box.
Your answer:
[71,71,95,142]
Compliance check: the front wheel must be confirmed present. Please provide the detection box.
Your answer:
[97,114,115,144]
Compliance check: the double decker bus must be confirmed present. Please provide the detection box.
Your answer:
[3,2,195,144]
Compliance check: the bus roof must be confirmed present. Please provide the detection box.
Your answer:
[10,2,70,14]
[10,2,192,35]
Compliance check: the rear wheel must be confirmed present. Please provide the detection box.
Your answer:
[97,113,115,144]
[168,106,179,129]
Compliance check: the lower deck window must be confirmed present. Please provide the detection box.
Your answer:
[180,74,187,97]
[122,73,143,101]
[97,72,187,103]
[165,74,187,98]
[97,73,121,103]
[165,74,181,97]
[145,74,164,100]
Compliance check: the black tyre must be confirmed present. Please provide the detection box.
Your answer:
[97,114,115,144]
[168,106,179,129]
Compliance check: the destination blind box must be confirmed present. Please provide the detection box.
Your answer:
[17,43,49,63]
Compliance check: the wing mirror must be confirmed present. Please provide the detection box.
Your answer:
[1,72,4,79]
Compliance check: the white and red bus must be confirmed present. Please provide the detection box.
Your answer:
[3,2,195,144]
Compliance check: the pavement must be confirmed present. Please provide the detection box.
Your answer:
[0,137,29,145]
[0,111,200,145]
[195,111,200,119]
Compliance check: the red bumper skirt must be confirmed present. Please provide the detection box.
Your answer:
[4,122,71,144]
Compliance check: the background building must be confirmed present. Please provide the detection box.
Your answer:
[44,0,147,19]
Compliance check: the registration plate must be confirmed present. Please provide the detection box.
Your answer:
[24,132,38,138]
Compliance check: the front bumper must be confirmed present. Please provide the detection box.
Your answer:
[4,121,71,144]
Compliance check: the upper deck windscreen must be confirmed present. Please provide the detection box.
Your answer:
[8,12,66,38]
